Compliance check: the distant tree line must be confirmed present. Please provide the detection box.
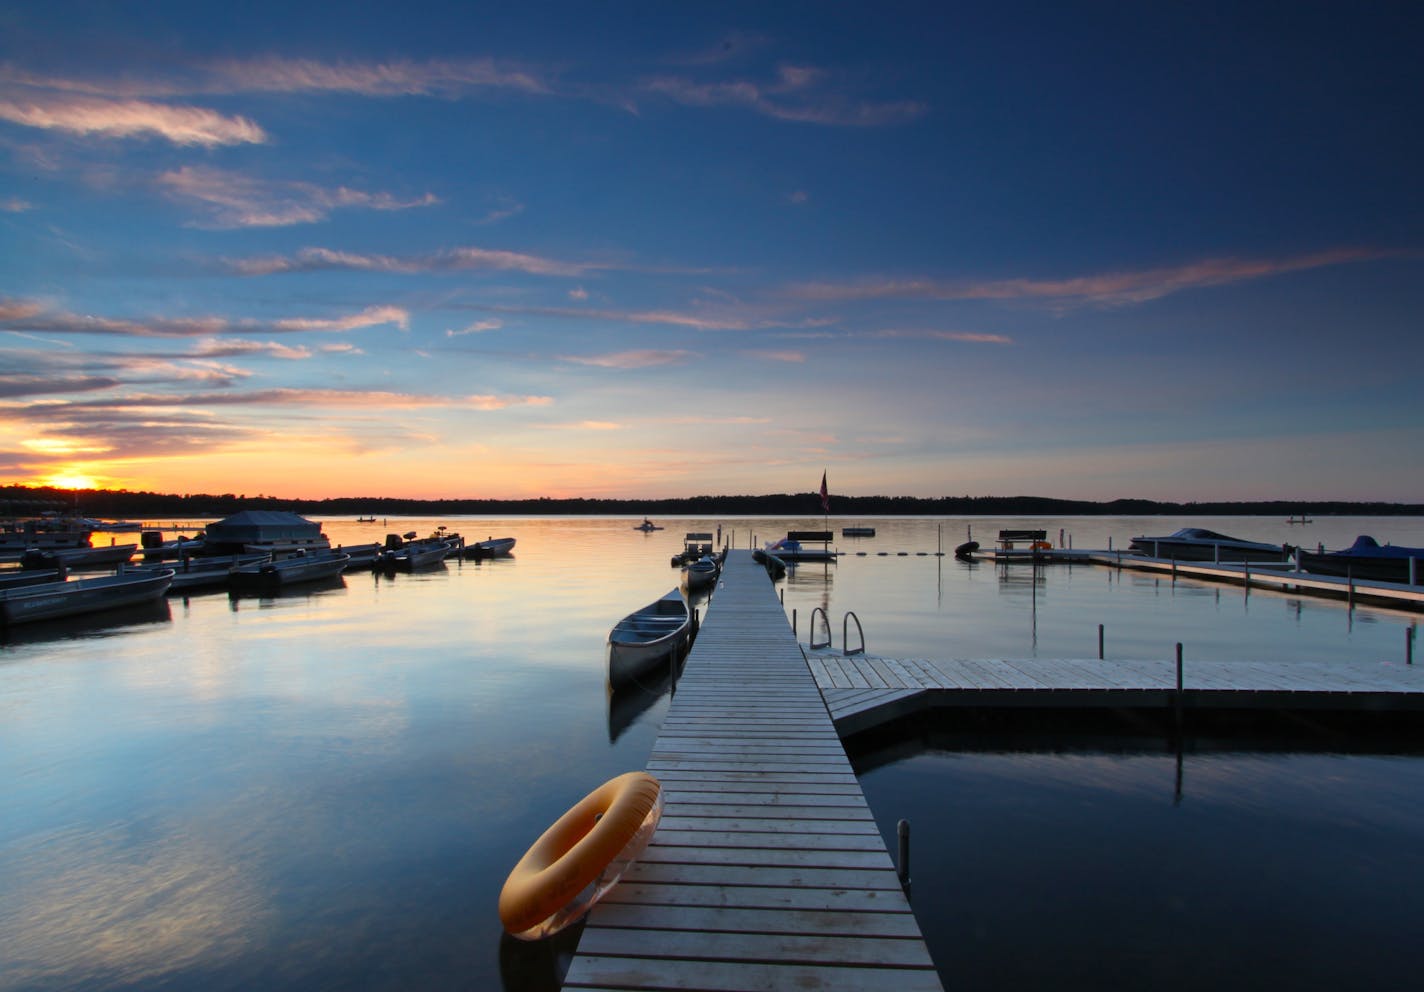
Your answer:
[3,484,1421,519]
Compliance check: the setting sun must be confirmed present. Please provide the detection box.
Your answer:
[46,472,97,491]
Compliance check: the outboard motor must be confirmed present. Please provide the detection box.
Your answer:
[19,548,57,571]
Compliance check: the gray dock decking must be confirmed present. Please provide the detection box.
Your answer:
[562,549,943,991]
[812,653,1424,736]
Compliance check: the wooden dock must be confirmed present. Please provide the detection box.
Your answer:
[563,550,942,991]
[810,654,1424,737]
[978,548,1424,611]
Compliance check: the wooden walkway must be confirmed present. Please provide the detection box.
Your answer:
[810,654,1424,736]
[563,550,942,991]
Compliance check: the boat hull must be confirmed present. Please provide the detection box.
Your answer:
[1129,529,1289,563]
[607,590,691,689]
[230,553,350,589]
[0,570,173,624]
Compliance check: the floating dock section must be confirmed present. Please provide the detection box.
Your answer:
[811,654,1424,737]
[563,550,942,991]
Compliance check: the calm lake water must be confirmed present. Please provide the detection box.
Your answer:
[2,515,1421,991]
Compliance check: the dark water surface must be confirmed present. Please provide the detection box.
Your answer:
[2,515,1421,990]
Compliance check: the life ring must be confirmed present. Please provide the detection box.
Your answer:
[499,771,662,940]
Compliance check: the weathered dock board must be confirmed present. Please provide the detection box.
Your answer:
[563,550,942,992]
[814,654,1424,736]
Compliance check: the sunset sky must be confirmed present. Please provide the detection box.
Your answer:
[1,2,1420,501]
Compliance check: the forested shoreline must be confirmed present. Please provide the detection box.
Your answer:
[3,485,1420,519]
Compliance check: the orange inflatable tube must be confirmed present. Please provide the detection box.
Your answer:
[499,771,662,939]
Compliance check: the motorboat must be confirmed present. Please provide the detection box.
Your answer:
[680,555,720,592]
[373,535,451,571]
[671,532,714,565]
[1298,536,1424,585]
[1128,528,1291,563]
[606,588,691,689]
[0,569,173,625]
[764,532,838,563]
[466,536,516,558]
[229,549,350,590]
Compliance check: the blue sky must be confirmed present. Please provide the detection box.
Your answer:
[1,1,1420,501]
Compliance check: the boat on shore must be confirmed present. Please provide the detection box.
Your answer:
[230,550,350,590]
[466,536,516,558]
[1298,536,1424,585]
[0,569,174,625]
[1128,528,1291,563]
[606,589,691,689]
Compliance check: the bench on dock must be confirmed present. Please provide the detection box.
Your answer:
[997,529,1048,550]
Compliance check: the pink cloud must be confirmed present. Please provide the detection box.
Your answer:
[559,349,696,369]
[0,95,265,146]
[787,248,1392,308]
[158,166,438,228]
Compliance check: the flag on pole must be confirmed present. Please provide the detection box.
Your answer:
[819,470,830,513]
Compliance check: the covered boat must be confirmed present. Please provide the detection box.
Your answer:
[202,510,330,556]
[0,569,173,625]
[1298,536,1424,585]
[1128,527,1291,563]
[606,589,691,689]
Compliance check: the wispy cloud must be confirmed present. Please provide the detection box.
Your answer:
[157,166,438,228]
[559,349,696,369]
[6,388,552,414]
[641,63,926,126]
[0,94,266,146]
[476,302,834,332]
[230,245,592,277]
[0,298,409,337]
[1,197,33,212]
[188,339,313,359]
[741,349,806,362]
[202,56,552,97]
[787,248,1392,308]
[447,319,503,337]
[873,329,1014,344]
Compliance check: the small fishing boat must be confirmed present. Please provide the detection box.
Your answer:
[1128,528,1291,563]
[606,589,691,689]
[633,519,663,532]
[752,547,787,578]
[0,518,92,559]
[374,536,451,571]
[229,549,350,590]
[680,555,719,592]
[123,553,268,592]
[1298,536,1424,585]
[0,569,174,625]
[20,543,137,571]
[466,536,516,558]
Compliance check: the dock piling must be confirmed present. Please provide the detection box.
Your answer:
[897,818,911,894]
[1174,642,1184,734]
[1098,623,1104,660]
